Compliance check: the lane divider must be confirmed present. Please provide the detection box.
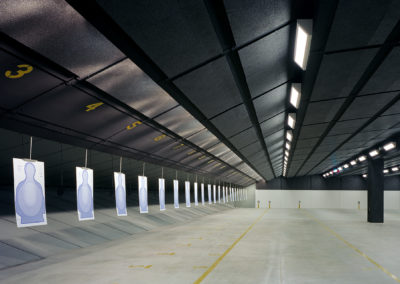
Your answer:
[193,209,269,284]
[304,210,400,283]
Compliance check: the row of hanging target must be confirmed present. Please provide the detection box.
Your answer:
[12,138,247,228]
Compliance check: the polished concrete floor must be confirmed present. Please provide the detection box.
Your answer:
[2,208,400,284]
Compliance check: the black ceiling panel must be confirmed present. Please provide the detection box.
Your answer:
[210,104,252,138]
[88,59,178,118]
[186,129,218,149]
[224,0,291,46]
[325,0,400,51]
[0,0,125,78]
[360,47,400,95]
[320,134,351,146]
[97,0,221,77]
[296,138,319,149]
[340,92,398,121]
[264,129,284,146]
[310,49,377,101]
[253,84,287,123]
[110,123,173,154]
[364,114,400,132]
[348,130,385,144]
[239,26,289,97]
[240,141,262,157]
[0,50,61,109]
[328,118,368,136]
[17,85,132,139]
[154,106,204,138]
[383,98,400,116]
[298,123,328,139]
[260,113,285,137]
[174,57,243,118]
[230,127,258,149]
[303,99,345,125]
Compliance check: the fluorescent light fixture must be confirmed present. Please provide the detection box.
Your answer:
[329,171,333,175]
[343,164,349,169]
[392,167,399,172]
[350,160,357,166]
[369,149,379,157]
[294,20,313,70]
[333,169,338,173]
[284,156,288,161]
[290,83,301,109]
[338,167,343,171]
[383,142,396,151]
[286,130,293,142]
[358,155,367,162]
[362,174,367,178]
[383,169,389,174]
[285,142,291,150]
[288,113,296,129]
[285,150,289,157]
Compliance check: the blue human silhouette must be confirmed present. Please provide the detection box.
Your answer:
[78,169,93,219]
[116,174,127,215]
[139,183,148,213]
[15,162,45,225]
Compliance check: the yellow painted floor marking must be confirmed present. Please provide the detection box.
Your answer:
[193,209,268,284]
[304,210,400,283]
[157,252,175,256]
[128,265,152,269]
[178,243,192,247]
[193,266,208,269]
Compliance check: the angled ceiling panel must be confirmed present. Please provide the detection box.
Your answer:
[310,49,377,101]
[253,84,287,123]
[239,26,290,97]
[206,142,230,158]
[383,98,400,116]
[303,99,345,125]
[0,50,62,109]
[328,119,368,136]
[0,0,125,78]
[154,106,204,138]
[224,0,291,46]
[186,129,219,149]
[325,0,400,51]
[229,127,258,149]
[88,59,178,118]
[240,142,262,157]
[174,57,243,118]
[340,92,397,121]
[360,47,400,95]
[298,123,329,140]
[210,104,252,138]
[97,0,221,77]
[17,85,131,139]
[363,114,400,132]
[264,129,285,146]
[260,113,285,137]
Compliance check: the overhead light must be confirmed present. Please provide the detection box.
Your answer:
[338,167,343,171]
[285,142,291,150]
[290,84,301,109]
[369,149,379,157]
[286,130,293,142]
[362,174,367,178]
[294,19,313,70]
[288,113,296,129]
[358,155,367,162]
[383,142,396,151]
[285,150,289,157]
[392,167,399,172]
[284,156,288,161]
[329,171,333,175]
[343,164,349,169]
[383,169,389,174]
[333,169,338,173]
[350,160,357,166]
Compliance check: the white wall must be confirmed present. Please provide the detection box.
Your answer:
[234,183,256,208]
[255,190,400,209]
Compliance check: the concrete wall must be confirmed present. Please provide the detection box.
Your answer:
[255,190,400,209]
[234,183,256,208]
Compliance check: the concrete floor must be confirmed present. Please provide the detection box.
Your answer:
[2,208,400,284]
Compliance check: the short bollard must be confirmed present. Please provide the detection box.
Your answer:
[257,200,260,208]
[298,200,301,209]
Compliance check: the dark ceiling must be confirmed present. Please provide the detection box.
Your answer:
[0,0,400,185]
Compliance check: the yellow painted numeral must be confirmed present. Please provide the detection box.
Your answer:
[187,150,196,155]
[85,102,104,112]
[173,143,185,150]
[207,159,214,164]
[5,64,33,79]
[198,155,206,160]
[154,134,166,142]
[126,121,142,130]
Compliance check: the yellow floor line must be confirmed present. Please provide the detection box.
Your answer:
[304,210,400,283]
[193,209,268,284]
